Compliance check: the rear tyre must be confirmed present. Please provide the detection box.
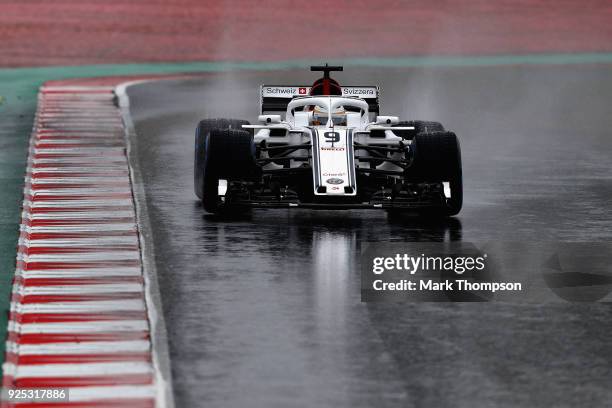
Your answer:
[196,128,258,214]
[411,131,462,216]
[194,118,252,199]
[392,120,444,140]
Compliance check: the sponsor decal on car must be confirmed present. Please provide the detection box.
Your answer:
[342,87,376,96]
[263,87,298,96]
[262,86,376,98]
[326,178,344,185]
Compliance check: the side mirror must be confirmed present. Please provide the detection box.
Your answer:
[375,116,399,125]
[258,114,282,124]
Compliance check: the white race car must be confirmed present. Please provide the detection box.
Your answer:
[194,64,462,216]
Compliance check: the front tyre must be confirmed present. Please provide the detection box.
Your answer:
[412,131,463,216]
[196,128,259,214]
[194,118,251,199]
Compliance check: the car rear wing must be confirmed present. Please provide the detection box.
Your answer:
[260,85,380,114]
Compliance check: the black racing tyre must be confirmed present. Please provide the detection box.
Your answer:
[206,128,258,179]
[392,120,444,140]
[411,131,462,216]
[194,118,251,199]
[195,128,258,213]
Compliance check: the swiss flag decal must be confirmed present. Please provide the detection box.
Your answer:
[298,87,307,95]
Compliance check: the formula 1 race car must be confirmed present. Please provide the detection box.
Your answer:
[194,64,462,216]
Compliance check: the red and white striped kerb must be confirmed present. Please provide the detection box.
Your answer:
[1,86,161,407]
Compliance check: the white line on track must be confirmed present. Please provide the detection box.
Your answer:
[17,268,143,279]
[10,320,149,334]
[27,211,135,219]
[22,253,140,263]
[14,284,145,295]
[6,340,151,355]
[34,148,126,155]
[25,204,133,210]
[25,224,137,233]
[26,237,139,246]
[11,299,147,313]
[31,157,127,164]
[6,361,152,377]
[31,170,126,175]
[27,194,131,199]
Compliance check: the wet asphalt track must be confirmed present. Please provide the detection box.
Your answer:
[128,66,612,408]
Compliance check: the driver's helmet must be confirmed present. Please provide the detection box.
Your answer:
[310,77,342,96]
[312,104,347,126]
